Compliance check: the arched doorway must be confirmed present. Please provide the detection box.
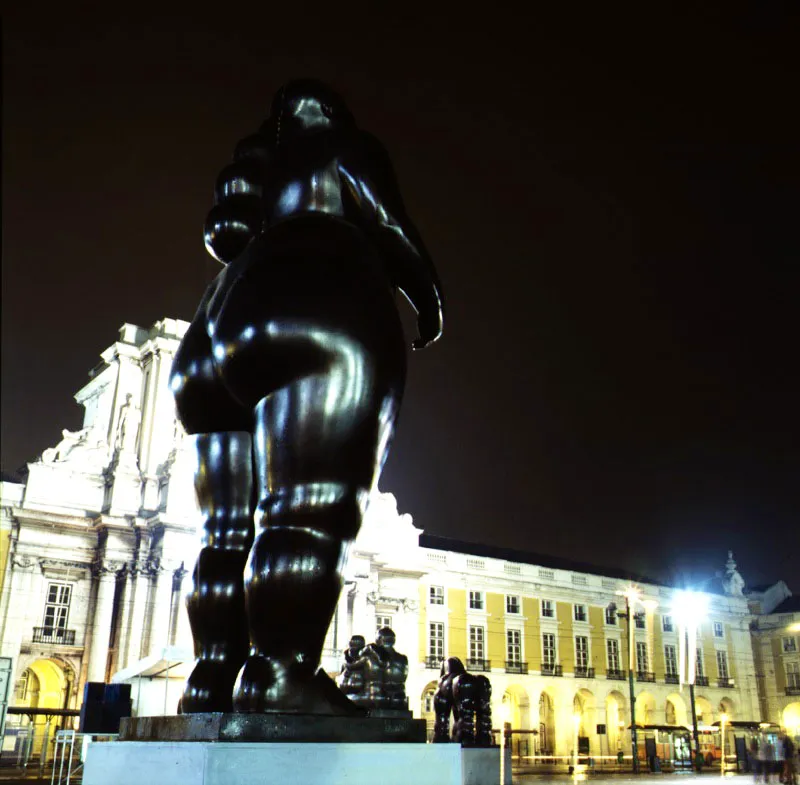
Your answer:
[420,681,438,740]
[665,693,688,726]
[12,658,72,759]
[695,695,714,724]
[573,689,597,755]
[605,690,627,751]
[782,702,800,736]
[538,690,556,754]
[502,684,530,730]
[718,697,735,720]
[636,691,656,726]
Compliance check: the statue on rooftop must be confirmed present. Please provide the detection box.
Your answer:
[170,79,444,715]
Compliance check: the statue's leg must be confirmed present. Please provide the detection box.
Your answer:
[233,357,403,713]
[170,306,254,713]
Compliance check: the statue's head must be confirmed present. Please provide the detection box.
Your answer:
[269,79,355,144]
[348,634,366,651]
[441,657,466,677]
[376,627,396,648]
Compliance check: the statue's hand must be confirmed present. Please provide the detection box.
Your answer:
[412,315,442,351]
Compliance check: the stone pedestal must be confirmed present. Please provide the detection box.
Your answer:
[84,741,463,785]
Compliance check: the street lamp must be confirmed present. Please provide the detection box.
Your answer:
[572,712,581,778]
[672,589,709,771]
[615,585,652,774]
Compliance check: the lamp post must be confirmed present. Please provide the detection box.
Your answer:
[720,712,728,777]
[616,586,648,774]
[672,589,709,771]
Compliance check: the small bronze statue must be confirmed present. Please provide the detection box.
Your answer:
[170,79,443,715]
[337,628,409,712]
[433,657,493,747]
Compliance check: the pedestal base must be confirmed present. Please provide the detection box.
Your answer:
[83,741,464,785]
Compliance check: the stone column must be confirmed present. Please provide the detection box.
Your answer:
[87,564,119,682]
[147,563,175,657]
[125,570,149,665]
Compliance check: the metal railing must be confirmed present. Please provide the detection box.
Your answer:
[541,664,563,677]
[695,675,709,686]
[32,627,76,645]
[425,656,443,670]
[505,660,528,674]
[466,658,491,672]
[665,673,680,684]
[574,666,595,679]
[606,668,626,680]
[636,670,655,682]
[717,677,733,688]
[786,685,800,696]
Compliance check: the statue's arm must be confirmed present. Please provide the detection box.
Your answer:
[340,133,444,349]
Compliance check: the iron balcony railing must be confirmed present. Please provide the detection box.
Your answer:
[636,670,656,682]
[466,659,491,673]
[785,685,800,696]
[694,676,709,686]
[717,677,733,688]
[606,668,626,680]
[574,666,595,679]
[665,673,680,684]
[541,664,563,677]
[425,656,444,670]
[505,661,528,674]
[32,627,76,645]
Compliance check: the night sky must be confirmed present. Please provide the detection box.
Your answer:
[2,11,797,590]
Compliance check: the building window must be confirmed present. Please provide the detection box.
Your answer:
[43,582,72,631]
[635,614,646,630]
[716,650,729,680]
[506,595,521,614]
[605,605,617,625]
[469,626,485,661]
[665,644,678,676]
[469,590,485,611]
[429,622,444,660]
[787,662,800,690]
[573,604,587,623]
[696,649,705,678]
[542,633,556,668]
[662,615,674,633]
[575,636,589,669]
[541,599,555,618]
[376,615,393,634]
[607,639,620,671]
[423,689,436,713]
[429,586,444,605]
[636,641,649,672]
[782,637,798,653]
[713,622,724,638]
[507,630,522,664]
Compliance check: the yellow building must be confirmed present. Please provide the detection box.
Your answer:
[412,536,760,765]
[748,582,800,735]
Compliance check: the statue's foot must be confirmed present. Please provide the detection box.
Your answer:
[180,659,239,714]
[232,655,365,715]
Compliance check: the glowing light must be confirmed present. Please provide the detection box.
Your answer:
[672,590,709,626]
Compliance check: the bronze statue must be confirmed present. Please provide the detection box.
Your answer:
[433,657,493,747]
[170,79,444,715]
[337,635,367,699]
[337,628,409,711]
